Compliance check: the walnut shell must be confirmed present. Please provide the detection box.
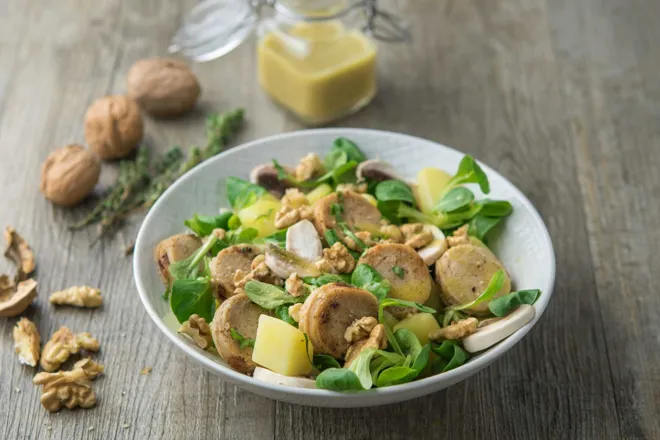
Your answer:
[40,144,101,206]
[84,95,143,160]
[127,57,201,117]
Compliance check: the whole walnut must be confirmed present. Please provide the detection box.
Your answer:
[40,144,101,206]
[127,57,201,117]
[84,95,143,160]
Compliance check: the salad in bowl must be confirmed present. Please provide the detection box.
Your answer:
[153,137,541,392]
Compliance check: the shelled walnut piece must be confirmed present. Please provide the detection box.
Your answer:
[315,242,355,274]
[49,286,103,308]
[429,318,479,341]
[4,226,35,281]
[13,317,40,367]
[33,358,104,412]
[40,327,100,372]
[178,314,213,349]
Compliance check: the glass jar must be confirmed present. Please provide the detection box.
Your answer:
[170,0,409,125]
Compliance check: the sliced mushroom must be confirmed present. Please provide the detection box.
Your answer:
[209,245,260,298]
[250,164,297,198]
[462,305,535,353]
[264,243,320,279]
[210,293,269,374]
[252,367,317,389]
[153,234,202,285]
[356,159,403,183]
[417,239,448,266]
[313,191,382,241]
[4,226,35,281]
[286,220,323,262]
[434,243,511,315]
[0,277,38,317]
[358,243,432,304]
[344,324,387,368]
[298,283,378,358]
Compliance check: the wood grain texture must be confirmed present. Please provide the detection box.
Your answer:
[0,0,658,439]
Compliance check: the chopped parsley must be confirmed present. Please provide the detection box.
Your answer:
[230,328,255,350]
[392,265,405,279]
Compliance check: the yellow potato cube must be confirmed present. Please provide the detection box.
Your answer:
[416,167,452,213]
[306,184,333,204]
[252,315,314,376]
[393,313,441,345]
[237,199,281,237]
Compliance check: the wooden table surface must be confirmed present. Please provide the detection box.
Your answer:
[1,0,659,438]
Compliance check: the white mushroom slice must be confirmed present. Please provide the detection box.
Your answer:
[264,243,321,279]
[424,224,445,240]
[462,305,536,353]
[250,164,296,198]
[356,159,404,182]
[286,220,323,262]
[417,239,449,266]
[252,367,317,389]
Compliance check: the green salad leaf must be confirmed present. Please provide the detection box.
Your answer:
[170,278,215,323]
[168,236,218,281]
[324,229,341,246]
[377,200,403,225]
[304,274,352,287]
[489,289,540,317]
[436,187,475,213]
[347,347,378,390]
[226,177,266,211]
[274,304,298,327]
[230,328,256,350]
[445,270,506,313]
[261,229,288,247]
[313,354,341,371]
[184,212,233,237]
[378,299,436,355]
[392,265,405,279]
[330,137,367,163]
[375,365,417,387]
[244,280,305,310]
[431,340,469,373]
[442,155,490,196]
[374,180,415,204]
[324,149,348,171]
[468,215,503,241]
[476,200,513,217]
[315,368,364,391]
[351,264,390,302]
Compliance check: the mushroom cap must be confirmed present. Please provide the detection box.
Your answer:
[0,278,37,317]
[249,164,297,198]
[356,159,404,182]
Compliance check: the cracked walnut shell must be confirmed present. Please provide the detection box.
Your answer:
[40,327,100,372]
[49,286,102,308]
[84,95,144,160]
[13,317,40,367]
[0,277,38,317]
[4,226,35,281]
[40,144,101,206]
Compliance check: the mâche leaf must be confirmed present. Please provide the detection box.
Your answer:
[351,264,390,302]
[330,137,366,163]
[446,269,506,313]
[315,368,364,391]
[431,340,469,373]
[170,278,215,323]
[476,200,513,217]
[184,212,233,237]
[347,347,377,390]
[226,177,266,211]
[275,304,298,327]
[468,215,503,241]
[436,187,475,213]
[444,155,490,195]
[313,354,341,371]
[489,289,540,317]
[168,235,218,281]
[375,180,415,204]
[378,299,436,355]
[244,280,305,310]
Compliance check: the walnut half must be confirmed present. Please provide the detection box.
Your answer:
[40,327,100,372]
[33,359,104,412]
[13,317,40,367]
[178,314,213,349]
[429,317,479,341]
[49,286,103,308]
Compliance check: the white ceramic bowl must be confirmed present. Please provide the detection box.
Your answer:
[133,128,555,408]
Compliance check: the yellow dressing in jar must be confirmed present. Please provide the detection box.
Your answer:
[257,21,377,125]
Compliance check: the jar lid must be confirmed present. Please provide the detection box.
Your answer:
[170,0,410,62]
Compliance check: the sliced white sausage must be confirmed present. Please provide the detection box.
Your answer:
[298,283,378,358]
[358,243,432,304]
[210,293,269,374]
[252,367,317,389]
[209,245,260,298]
[313,191,382,241]
[154,234,202,284]
[286,220,323,262]
[461,305,535,353]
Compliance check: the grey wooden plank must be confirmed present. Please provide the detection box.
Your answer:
[547,0,660,438]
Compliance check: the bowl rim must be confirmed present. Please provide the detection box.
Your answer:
[133,127,556,400]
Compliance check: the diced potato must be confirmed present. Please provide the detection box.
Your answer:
[237,199,281,237]
[306,184,333,205]
[252,315,314,376]
[416,167,452,213]
[424,282,443,311]
[361,193,378,207]
[393,313,441,345]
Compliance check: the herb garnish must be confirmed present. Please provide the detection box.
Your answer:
[392,265,405,279]
[230,328,256,350]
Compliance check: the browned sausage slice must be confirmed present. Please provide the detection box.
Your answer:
[153,233,202,284]
[358,243,432,304]
[313,191,381,241]
[434,244,512,315]
[298,283,378,358]
[209,245,260,298]
[210,293,269,374]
